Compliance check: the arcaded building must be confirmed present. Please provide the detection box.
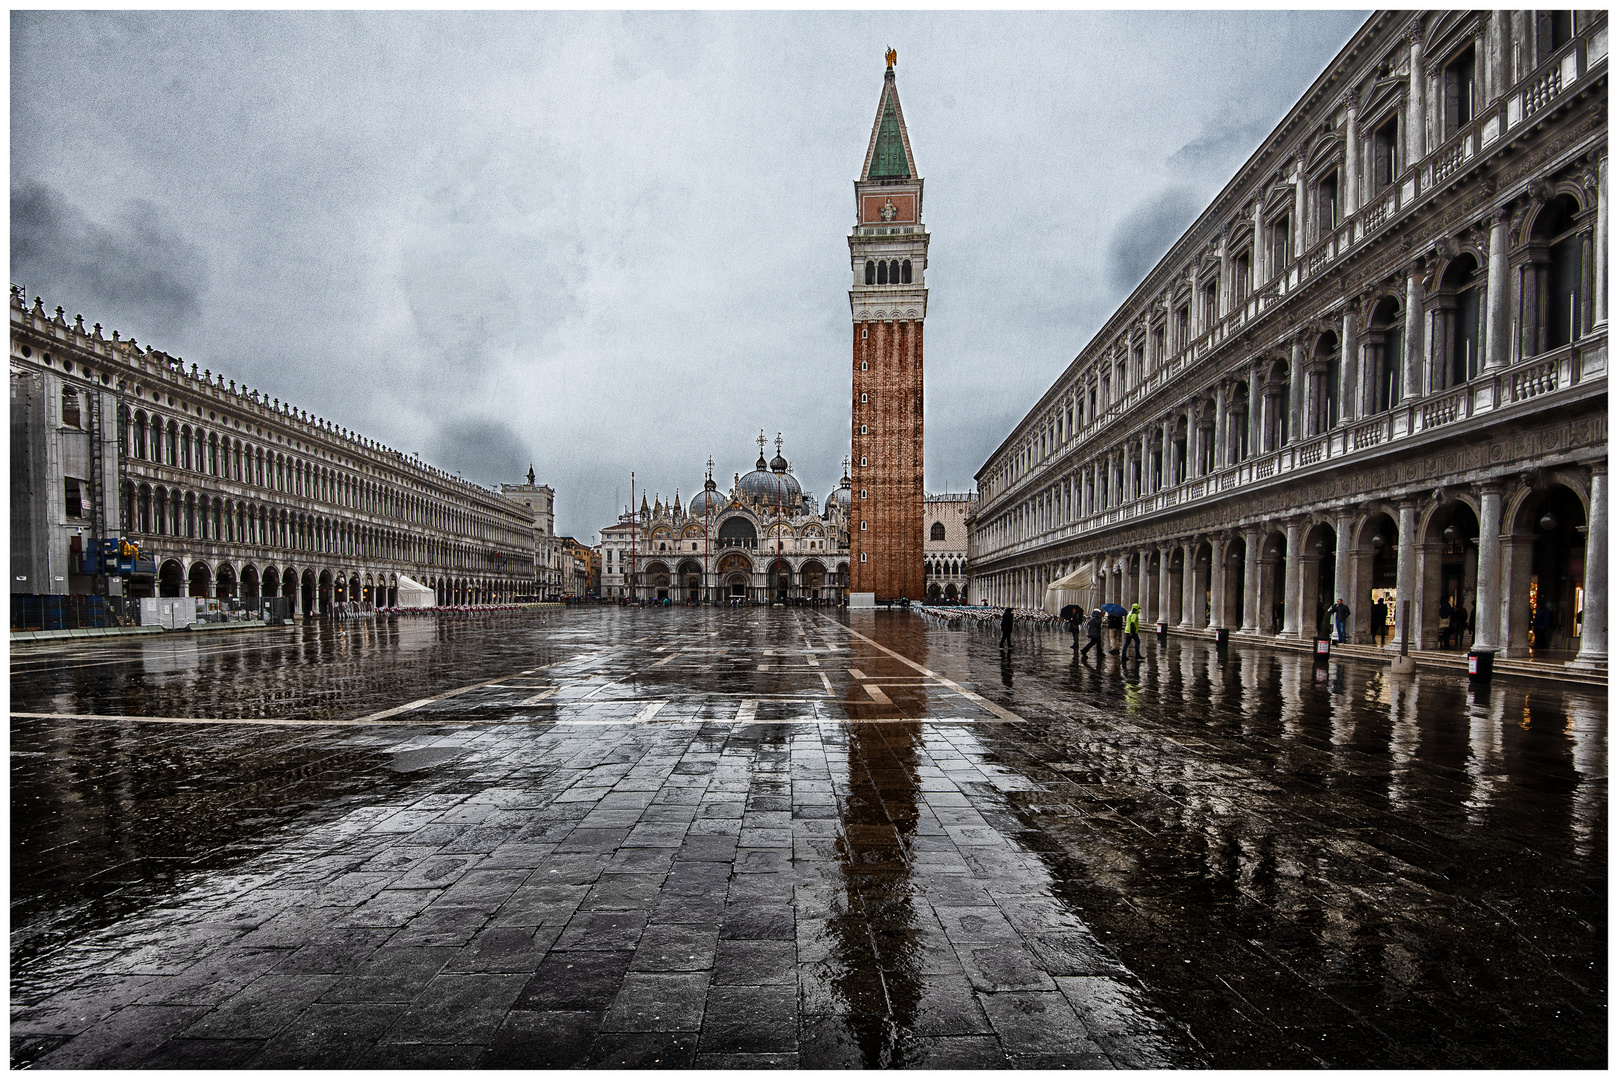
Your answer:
[971,10,1606,666]
[924,492,974,602]
[849,51,927,605]
[11,290,547,611]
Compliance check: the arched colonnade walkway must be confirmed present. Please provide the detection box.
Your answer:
[974,466,1606,665]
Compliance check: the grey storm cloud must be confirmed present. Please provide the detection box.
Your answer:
[430,417,533,487]
[11,181,208,332]
[1106,186,1205,295]
[11,9,1366,540]
[1166,114,1272,173]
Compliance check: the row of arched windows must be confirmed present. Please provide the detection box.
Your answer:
[120,406,525,551]
[124,481,505,571]
[981,190,1594,519]
[924,558,965,578]
[864,259,913,285]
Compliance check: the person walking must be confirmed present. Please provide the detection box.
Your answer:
[1450,601,1469,651]
[1080,608,1103,659]
[1328,597,1351,643]
[999,606,1015,649]
[1106,606,1124,654]
[1372,596,1388,646]
[1067,610,1083,652]
[1123,603,1143,659]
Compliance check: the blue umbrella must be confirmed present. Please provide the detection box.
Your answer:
[1100,603,1127,616]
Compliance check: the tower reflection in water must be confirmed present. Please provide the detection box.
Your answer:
[818,648,928,1065]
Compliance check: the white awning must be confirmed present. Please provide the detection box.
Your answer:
[1044,561,1099,615]
[396,574,436,608]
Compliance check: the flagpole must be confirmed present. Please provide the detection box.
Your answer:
[629,471,636,604]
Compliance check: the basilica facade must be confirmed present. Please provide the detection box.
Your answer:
[599,435,851,603]
[971,10,1607,666]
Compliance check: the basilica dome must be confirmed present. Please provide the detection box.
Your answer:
[688,478,725,518]
[825,467,852,515]
[738,436,803,510]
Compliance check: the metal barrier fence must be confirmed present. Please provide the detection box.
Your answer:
[11,594,294,631]
[11,594,138,631]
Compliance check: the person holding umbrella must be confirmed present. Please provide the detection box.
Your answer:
[1100,602,1127,654]
[1061,604,1082,652]
[999,606,1015,649]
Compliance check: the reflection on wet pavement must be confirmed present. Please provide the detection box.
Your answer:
[9,608,1605,1068]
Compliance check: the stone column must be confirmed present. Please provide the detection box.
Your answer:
[1212,383,1227,470]
[1248,366,1263,459]
[1500,533,1535,657]
[1208,536,1228,630]
[1473,484,1503,650]
[1289,337,1306,442]
[1241,528,1262,632]
[1138,546,1153,616]
[1339,302,1359,424]
[1597,154,1608,328]
[1393,501,1418,649]
[1283,519,1306,637]
[1184,405,1196,477]
[1335,509,1356,636]
[1157,543,1173,625]
[1138,431,1150,497]
[1180,541,1197,628]
[1287,341,1313,440]
[1484,212,1512,371]
[1162,415,1175,487]
[1406,19,1427,164]
[1342,90,1360,217]
[1404,263,1426,400]
[1574,464,1607,667]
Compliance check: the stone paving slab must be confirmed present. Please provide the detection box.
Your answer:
[8,606,1607,1068]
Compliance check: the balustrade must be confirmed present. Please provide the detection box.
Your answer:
[1510,357,1561,402]
[1524,65,1563,116]
[1351,418,1386,450]
[1419,388,1465,430]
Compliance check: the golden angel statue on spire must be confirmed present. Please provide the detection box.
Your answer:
[885,47,896,69]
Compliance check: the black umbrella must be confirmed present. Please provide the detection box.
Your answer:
[1059,604,1081,621]
[1100,603,1127,616]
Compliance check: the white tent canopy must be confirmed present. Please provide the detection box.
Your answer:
[1044,561,1098,616]
[395,574,436,608]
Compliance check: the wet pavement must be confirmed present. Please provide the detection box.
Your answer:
[9,607,1607,1068]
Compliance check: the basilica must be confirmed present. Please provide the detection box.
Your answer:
[599,434,851,603]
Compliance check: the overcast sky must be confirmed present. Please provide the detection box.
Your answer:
[13,10,1367,541]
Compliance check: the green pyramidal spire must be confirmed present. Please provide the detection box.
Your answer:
[870,96,910,179]
[861,61,916,182]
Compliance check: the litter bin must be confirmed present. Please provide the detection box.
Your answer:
[1467,648,1494,682]
[1155,621,1168,640]
[1314,636,1332,661]
[1215,627,1229,649]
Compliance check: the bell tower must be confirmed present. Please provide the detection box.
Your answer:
[849,48,927,606]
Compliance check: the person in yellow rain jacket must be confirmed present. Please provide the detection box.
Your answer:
[1123,603,1143,660]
